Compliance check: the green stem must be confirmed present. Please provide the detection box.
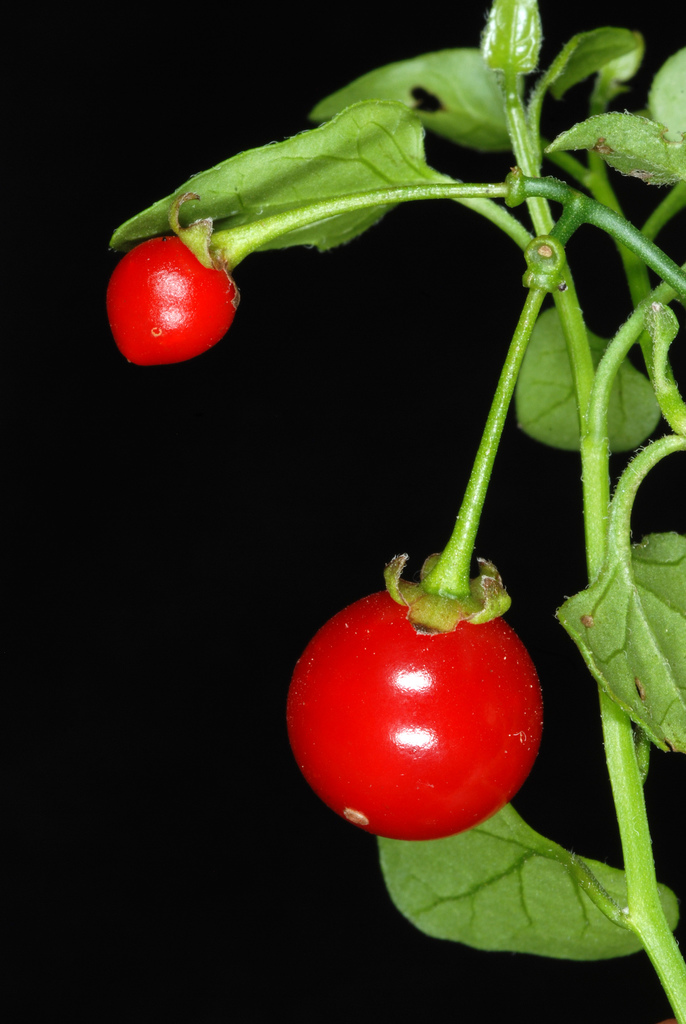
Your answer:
[580,276,679,573]
[600,688,686,1023]
[508,175,686,301]
[502,73,553,232]
[606,433,686,566]
[209,182,509,267]
[501,116,598,555]
[584,152,652,308]
[541,145,594,189]
[502,81,686,1014]
[501,90,598,543]
[421,286,547,598]
[596,436,686,1022]
[642,181,686,243]
[450,195,532,251]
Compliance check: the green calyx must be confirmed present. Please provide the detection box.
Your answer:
[384,553,512,632]
[168,192,222,270]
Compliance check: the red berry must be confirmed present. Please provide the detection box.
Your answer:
[287,591,543,841]
[106,236,238,365]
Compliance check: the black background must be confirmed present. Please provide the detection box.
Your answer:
[5,2,685,1021]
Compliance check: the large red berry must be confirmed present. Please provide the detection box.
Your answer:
[106,236,238,365]
[287,591,543,841]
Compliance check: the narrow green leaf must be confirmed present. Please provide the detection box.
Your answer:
[378,804,679,959]
[515,309,660,451]
[558,532,686,752]
[110,101,446,253]
[644,301,686,436]
[547,28,642,100]
[309,50,510,152]
[649,48,686,140]
[546,111,686,185]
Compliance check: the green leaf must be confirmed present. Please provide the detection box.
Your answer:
[378,803,679,959]
[649,48,686,140]
[547,28,642,100]
[558,532,686,752]
[110,101,447,253]
[481,0,542,76]
[591,32,645,110]
[546,111,686,185]
[309,50,510,152]
[644,300,686,436]
[515,308,660,451]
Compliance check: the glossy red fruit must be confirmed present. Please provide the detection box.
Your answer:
[106,236,238,365]
[287,591,542,841]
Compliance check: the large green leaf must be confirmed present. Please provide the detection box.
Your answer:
[110,101,448,253]
[379,804,679,959]
[558,532,686,752]
[515,308,660,451]
[649,48,686,139]
[546,111,686,185]
[309,50,510,152]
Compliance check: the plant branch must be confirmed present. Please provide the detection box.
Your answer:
[421,286,547,598]
[506,174,686,300]
[208,182,509,268]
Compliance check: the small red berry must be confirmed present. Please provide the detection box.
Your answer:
[106,236,238,365]
[287,591,543,841]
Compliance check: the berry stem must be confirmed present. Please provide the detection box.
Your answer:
[421,285,547,599]
[209,182,510,267]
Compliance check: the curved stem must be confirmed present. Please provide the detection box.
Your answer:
[421,286,547,598]
[209,182,509,267]
[594,435,686,1022]
[605,435,686,564]
[580,277,679,573]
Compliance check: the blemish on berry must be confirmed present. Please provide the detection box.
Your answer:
[344,807,370,827]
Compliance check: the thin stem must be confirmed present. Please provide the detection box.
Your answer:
[500,97,597,513]
[541,145,594,189]
[580,279,678,571]
[502,73,553,233]
[600,685,686,1022]
[450,195,532,251]
[585,152,652,308]
[421,287,547,598]
[642,182,686,243]
[606,434,686,566]
[596,436,686,1022]
[210,182,509,267]
[506,121,686,1015]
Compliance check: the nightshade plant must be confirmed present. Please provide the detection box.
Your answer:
[108,1,685,1017]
